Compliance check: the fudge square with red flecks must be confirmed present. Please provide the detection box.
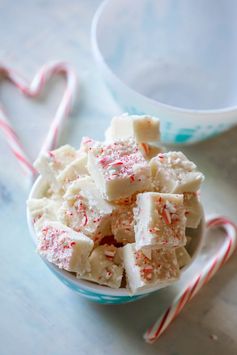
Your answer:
[134,192,187,250]
[37,221,93,273]
[150,151,204,193]
[87,138,151,201]
[123,243,180,293]
[78,244,124,289]
[58,176,114,243]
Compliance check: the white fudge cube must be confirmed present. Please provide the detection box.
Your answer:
[105,114,160,143]
[175,247,191,269]
[27,197,61,231]
[78,244,124,288]
[87,138,151,201]
[111,205,135,244]
[134,192,186,249]
[133,115,160,142]
[56,153,89,190]
[123,244,179,294]
[58,177,114,242]
[37,221,93,273]
[150,151,205,193]
[34,145,78,190]
[183,192,202,228]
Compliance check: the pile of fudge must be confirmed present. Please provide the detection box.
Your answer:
[28,114,204,294]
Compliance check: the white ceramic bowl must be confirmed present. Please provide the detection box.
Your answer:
[92,0,237,144]
[27,176,204,304]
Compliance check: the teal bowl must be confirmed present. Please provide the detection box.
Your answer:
[27,177,204,304]
[92,0,237,144]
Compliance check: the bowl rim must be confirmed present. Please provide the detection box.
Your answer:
[91,0,237,116]
[27,175,205,297]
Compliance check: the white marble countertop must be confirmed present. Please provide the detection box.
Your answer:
[0,1,237,354]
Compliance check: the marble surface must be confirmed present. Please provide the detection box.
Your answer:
[0,1,237,354]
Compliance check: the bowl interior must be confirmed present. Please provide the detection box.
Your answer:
[27,177,204,297]
[95,0,237,110]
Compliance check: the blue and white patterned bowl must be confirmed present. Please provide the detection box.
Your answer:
[92,0,237,144]
[27,177,204,304]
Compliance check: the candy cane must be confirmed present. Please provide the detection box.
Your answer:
[144,216,237,343]
[0,61,77,178]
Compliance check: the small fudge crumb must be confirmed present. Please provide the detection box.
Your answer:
[183,192,202,228]
[58,176,114,242]
[105,114,160,143]
[134,192,186,250]
[209,334,218,341]
[150,151,204,193]
[139,143,163,161]
[37,221,93,273]
[87,138,151,201]
[111,205,135,244]
[175,246,191,268]
[34,145,78,191]
[79,136,97,153]
[78,244,124,288]
[27,197,62,231]
[123,243,180,293]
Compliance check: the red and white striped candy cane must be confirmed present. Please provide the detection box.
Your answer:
[0,61,77,179]
[144,216,237,344]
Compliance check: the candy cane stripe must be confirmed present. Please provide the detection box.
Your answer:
[188,274,202,301]
[172,287,191,320]
[153,306,172,339]
[0,61,77,179]
[0,120,18,139]
[11,149,36,174]
[203,258,217,285]
[52,127,58,150]
[219,239,232,268]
